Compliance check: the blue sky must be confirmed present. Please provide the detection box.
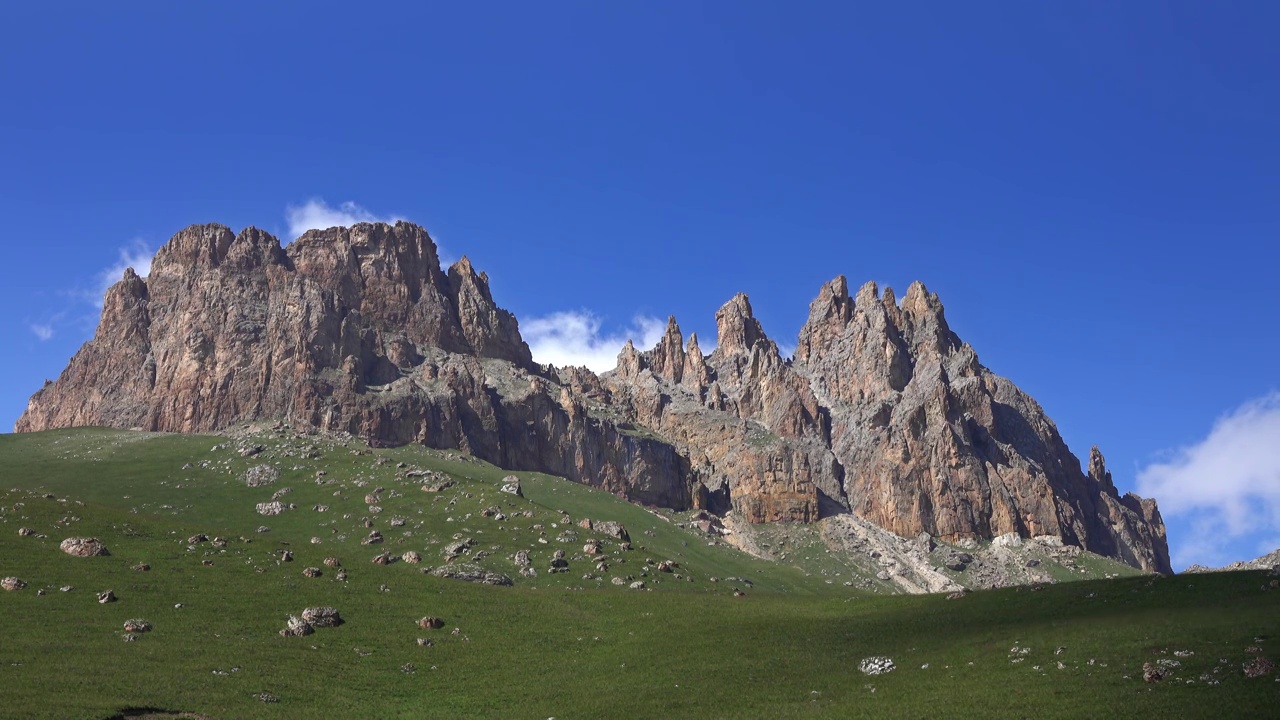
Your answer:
[2,2,1277,569]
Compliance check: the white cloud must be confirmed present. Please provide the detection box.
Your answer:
[90,239,155,307]
[285,198,405,239]
[1136,392,1280,568]
[523,311,667,372]
[29,323,54,341]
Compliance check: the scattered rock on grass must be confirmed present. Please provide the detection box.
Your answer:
[418,616,445,630]
[499,475,523,497]
[402,551,421,564]
[123,619,152,633]
[302,567,322,578]
[60,537,109,557]
[1143,662,1166,683]
[1244,655,1274,678]
[280,616,314,637]
[1,577,27,591]
[17,528,35,537]
[255,501,289,516]
[859,657,896,675]
[243,465,279,488]
[301,606,343,627]
[323,557,341,568]
[429,564,513,586]
[98,590,116,604]
[372,552,395,565]
[131,563,150,572]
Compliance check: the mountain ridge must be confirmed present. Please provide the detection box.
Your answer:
[16,220,1172,574]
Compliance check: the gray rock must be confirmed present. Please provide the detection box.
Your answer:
[301,606,343,627]
[429,564,513,586]
[499,475,523,497]
[243,464,279,487]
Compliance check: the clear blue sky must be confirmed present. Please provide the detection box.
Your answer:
[2,2,1277,569]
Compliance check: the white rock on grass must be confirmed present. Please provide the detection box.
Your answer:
[859,657,896,675]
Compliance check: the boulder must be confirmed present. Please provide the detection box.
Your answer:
[429,564,514,586]
[97,590,116,603]
[418,616,445,630]
[255,501,288,516]
[243,464,279,487]
[1,577,27,591]
[301,606,343,627]
[500,475,523,497]
[280,615,314,637]
[60,537,109,557]
[593,521,630,542]
[123,619,152,633]
[402,551,422,564]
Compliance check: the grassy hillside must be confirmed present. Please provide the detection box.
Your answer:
[0,428,1275,719]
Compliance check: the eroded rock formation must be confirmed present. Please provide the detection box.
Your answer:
[17,221,1171,573]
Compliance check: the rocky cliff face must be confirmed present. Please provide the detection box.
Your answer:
[17,221,1171,574]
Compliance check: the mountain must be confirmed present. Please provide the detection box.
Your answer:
[1185,548,1280,574]
[16,221,1172,574]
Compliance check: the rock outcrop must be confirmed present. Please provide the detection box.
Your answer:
[791,278,1170,573]
[17,222,690,510]
[17,221,1170,574]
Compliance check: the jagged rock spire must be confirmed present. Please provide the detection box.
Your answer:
[649,316,686,384]
[714,293,767,356]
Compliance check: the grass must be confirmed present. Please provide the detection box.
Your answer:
[0,428,1276,719]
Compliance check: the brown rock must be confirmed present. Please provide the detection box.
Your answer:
[123,619,152,633]
[1,577,27,591]
[418,616,445,630]
[97,590,116,603]
[14,220,1169,575]
[323,557,341,568]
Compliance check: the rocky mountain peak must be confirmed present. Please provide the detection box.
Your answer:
[649,316,687,384]
[713,293,768,357]
[682,332,711,393]
[1088,446,1117,493]
[17,220,1172,576]
[149,223,238,274]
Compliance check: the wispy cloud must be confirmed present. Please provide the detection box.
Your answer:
[29,323,54,341]
[523,311,667,371]
[1136,392,1280,568]
[285,198,405,239]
